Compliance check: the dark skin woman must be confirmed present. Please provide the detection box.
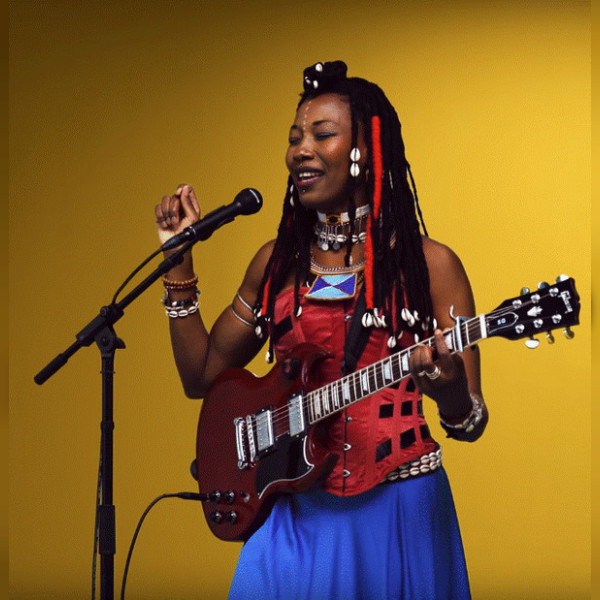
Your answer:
[155,62,487,599]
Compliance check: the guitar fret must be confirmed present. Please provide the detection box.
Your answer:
[361,369,370,394]
[332,383,340,409]
[400,352,409,375]
[374,364,382,387]
[383,358,393,382]
[351,372,360,401]
[322,387,330,414]
[342,380,351,404]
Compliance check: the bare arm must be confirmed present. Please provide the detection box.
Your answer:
[409,237,488,441]
[155,184,272,398]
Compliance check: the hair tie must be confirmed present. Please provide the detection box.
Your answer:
[371,116,383,220]
[302,60,348,93]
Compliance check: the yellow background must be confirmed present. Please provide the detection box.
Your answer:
[9,1,590,599]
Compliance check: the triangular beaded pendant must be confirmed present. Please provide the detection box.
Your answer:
[305,273,357,300]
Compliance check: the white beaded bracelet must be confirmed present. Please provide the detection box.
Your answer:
[161,290,200,319]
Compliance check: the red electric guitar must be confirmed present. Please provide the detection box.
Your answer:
[194,276,580,541]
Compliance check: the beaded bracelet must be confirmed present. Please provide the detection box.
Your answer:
[161,274,199,291]
[161,289,200,318]
[439,393,484,434]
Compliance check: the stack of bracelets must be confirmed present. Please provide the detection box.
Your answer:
[438,392,485,438]
[161,274,200,318]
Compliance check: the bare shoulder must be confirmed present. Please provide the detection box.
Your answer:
[422,236,468,282]
[237,239,276,303]
[244,239,275,286]
[422,236,475,321]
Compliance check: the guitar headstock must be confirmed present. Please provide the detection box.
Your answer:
[485,275,580,347]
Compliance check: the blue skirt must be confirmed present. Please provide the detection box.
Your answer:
[228,468,470,600]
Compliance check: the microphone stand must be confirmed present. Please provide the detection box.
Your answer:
[34,240,195,600]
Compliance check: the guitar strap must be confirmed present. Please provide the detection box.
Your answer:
[270,287,371,376]
[341,286,370,376]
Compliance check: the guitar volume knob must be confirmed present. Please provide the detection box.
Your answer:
[225,511,238,524]
[209,511,224,524]
[224,490,236,504]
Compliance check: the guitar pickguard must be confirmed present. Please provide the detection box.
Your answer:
[254,433,314,498]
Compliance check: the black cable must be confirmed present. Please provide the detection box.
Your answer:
[119,492,207,600]
[111,247,164,305]
[91,442,103,600]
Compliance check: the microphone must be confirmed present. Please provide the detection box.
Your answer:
[161,188,263,251]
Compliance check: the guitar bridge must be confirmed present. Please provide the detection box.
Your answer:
[234,416,254,470]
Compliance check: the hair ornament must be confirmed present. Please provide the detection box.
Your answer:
[302,60,348,94]
[373,308,386,328]
[361,312,374,328]
[349,147,361,178]
[387,335,397,349]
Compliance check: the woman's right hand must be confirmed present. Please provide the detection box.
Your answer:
[155,184,201,249]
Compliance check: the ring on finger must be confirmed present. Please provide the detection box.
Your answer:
[425,365,441,380]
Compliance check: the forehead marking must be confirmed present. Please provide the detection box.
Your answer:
[301,100,312,130]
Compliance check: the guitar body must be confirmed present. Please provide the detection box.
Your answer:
[194,276,579,542]
[195,343,337,542]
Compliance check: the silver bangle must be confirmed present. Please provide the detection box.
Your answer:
[236,291,254,313]
[230,305,255,328]
[439,393,484,433]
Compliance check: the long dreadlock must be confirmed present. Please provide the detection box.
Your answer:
[254,61,434,362]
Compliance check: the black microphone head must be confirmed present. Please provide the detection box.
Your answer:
[234,188,263,215]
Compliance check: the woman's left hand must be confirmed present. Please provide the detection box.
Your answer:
[409,329,471,418]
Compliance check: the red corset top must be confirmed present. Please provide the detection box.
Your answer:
[272,286,438,496]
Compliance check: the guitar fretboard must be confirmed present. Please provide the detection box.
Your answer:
[304,315,487,424]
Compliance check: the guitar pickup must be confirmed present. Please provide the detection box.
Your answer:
[288,392,306,437]
[255,407,275,455]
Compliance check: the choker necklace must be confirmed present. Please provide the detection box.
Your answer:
[316,204,370,224]
[314,205,370,251]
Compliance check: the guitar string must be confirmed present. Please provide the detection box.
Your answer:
[264,298,536,434]
[256,294,554,437]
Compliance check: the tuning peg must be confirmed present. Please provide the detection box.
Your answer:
[546,331,555,344]
[537,282,549,290]
[521,287,530,295]
[525,337,540,349]
[555,274,569,283]
[563,327,575,339]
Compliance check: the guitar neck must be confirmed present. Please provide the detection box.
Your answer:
[304,314,487,425]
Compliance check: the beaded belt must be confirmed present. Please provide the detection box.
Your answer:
[380,445,442,484]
